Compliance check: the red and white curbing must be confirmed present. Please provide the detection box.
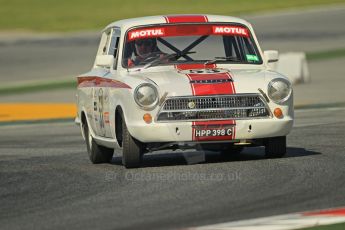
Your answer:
[191,207,345,230]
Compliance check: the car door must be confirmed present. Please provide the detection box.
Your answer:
[92,29,112,137]
[93,28,121,138]
[103,28,121,138]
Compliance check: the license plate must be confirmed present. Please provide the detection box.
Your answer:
[195,128,232,137]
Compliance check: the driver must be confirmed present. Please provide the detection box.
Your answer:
[128,38,163,67]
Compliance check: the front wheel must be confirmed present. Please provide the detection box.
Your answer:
[265,136,286,158]
[121,118,143,168]
[83,121,114,164]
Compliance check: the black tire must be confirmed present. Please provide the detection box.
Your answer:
[220,145,244,158]
[265,136,286,158]
[83,121,114,164]
[121,117,143,168]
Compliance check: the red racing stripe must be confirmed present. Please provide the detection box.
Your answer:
[303,208,345,216]
[175,63,216,70]
[164,15,208,23]
[77,76,131,89]
[175,64,237,141]
[187,72,235,96]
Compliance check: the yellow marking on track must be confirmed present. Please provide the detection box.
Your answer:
[0,103,76,122]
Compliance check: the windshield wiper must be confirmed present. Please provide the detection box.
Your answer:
[204,56,241,65]
[143,51,196,69]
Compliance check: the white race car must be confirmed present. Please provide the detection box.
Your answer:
[76,15,293,168]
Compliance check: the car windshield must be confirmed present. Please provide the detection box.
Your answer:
[123,24,262,68]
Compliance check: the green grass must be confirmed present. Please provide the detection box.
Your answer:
[0,79,75,96]
[300,222,345,230]
[1,0,345,32]
[307,48,345,61]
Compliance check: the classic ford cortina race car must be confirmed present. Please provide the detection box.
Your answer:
[76,15,293,168]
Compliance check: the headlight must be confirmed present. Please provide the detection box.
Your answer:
[134,83,159,110]
[267,78,292,104]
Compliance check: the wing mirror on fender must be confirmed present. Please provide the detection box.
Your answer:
[264,50,279,70]
[95,55,114,68]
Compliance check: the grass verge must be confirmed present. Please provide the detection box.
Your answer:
[0,79,75,96]
[0,0,345,32]
[306,48,345,61]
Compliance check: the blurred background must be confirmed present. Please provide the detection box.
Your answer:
[1,2,345,230]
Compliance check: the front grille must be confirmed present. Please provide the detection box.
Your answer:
[157,94,270,122]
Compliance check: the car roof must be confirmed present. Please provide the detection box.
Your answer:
[103,14,252,32]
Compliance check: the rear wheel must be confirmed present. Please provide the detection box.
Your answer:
[265,136,286,158]
[83,120,114,164]
[121,117,143,168]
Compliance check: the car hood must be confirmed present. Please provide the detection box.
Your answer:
[127,66,280,97]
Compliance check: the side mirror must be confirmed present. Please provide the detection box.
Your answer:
[264,50,279,70]
[95,55,114,68]
[264,50,279,63]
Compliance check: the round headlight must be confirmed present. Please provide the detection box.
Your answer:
[267,78,292,104]
[134,83,159,110]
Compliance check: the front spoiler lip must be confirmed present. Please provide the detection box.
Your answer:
[146,138,266,152]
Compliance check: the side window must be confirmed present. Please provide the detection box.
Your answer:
[97,30,111,56]
[108,32,120,57]
[108,28,121,69]
[95,28,121,69]
[102,33,111,55]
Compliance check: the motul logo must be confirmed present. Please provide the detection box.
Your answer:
[212,26,249,37]
[128,28,165,40]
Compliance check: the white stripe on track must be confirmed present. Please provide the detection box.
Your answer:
[191,209,345,230]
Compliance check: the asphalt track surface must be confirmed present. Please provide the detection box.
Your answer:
[1,107,345,230]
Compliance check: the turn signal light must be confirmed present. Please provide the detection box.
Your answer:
[274,108,283,118]
[143,113,152,124]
